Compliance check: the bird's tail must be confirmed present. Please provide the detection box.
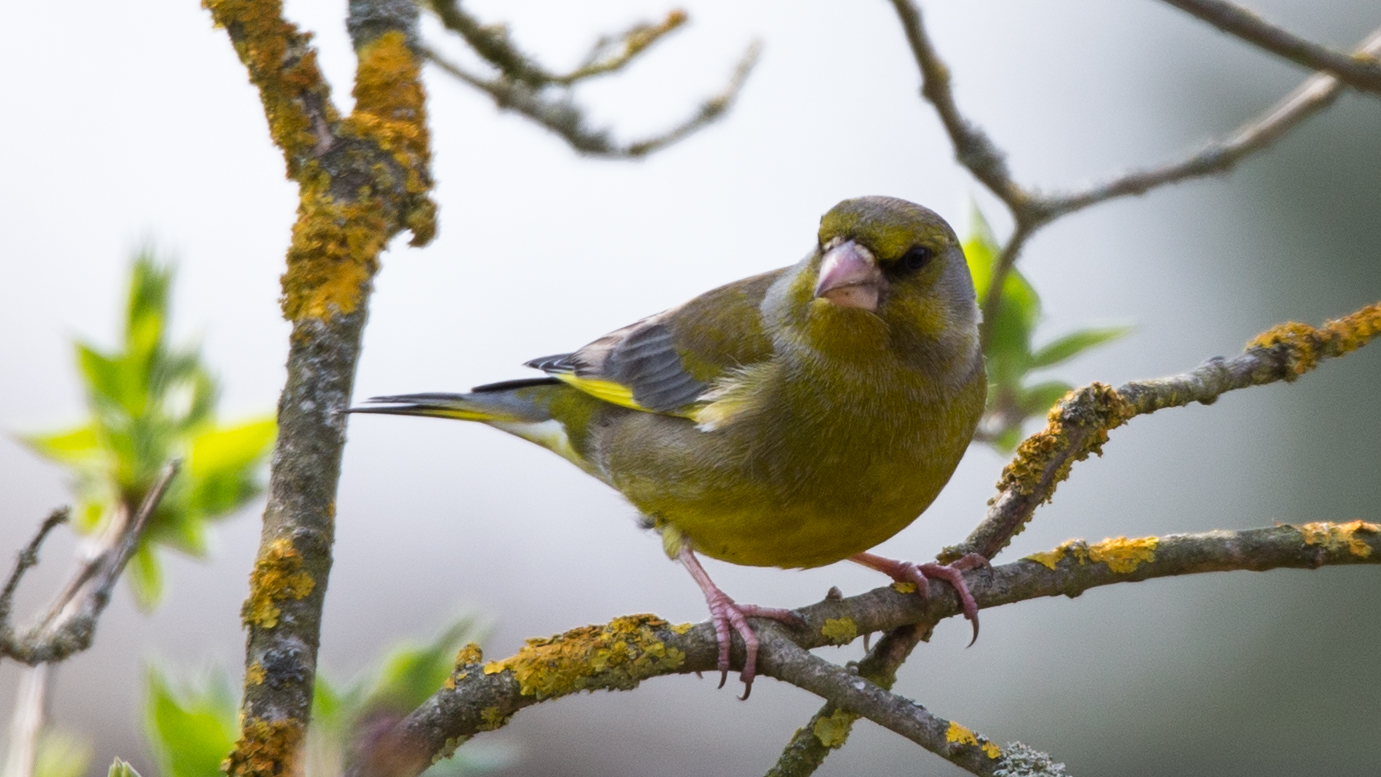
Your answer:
[349,378,604,475]
[351,378,565,424]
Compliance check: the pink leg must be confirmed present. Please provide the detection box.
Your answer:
[850,551,988,645]
[678,546,801,699]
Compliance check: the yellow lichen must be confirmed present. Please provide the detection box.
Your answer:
[482,615,686,699]
[993,383,1134,503]
[223,717,304,777]
[670,622,694,634]
[1247,301,1381,376]
[345,31,431,195]
[245,663,266,686]
[945,721,1001,759]
[454,642,484,666]
[280,183,388,321]
[241,538,315,629]
[1025,547,1066,570]
[891,581,917,594]
[478,706,511,731]
[812,709,857,748]
[821,618,858,645]
[1088,536,1158,573]
[1299,520,1379,558]
[203,0,339,172]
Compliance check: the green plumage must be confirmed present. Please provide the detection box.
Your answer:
[357,197,986,570]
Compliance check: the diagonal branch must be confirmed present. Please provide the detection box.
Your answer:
[0,461,180,665]
[1039,26,1381,220]
[946,299,1381,563]
[1158,0,1381,94]
[345,519,1381,777]
[885,0,1381,346]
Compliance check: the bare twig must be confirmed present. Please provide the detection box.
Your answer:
[1040,26,1381,221]
[0,665,52,777]
[0,461,180,666]
[1159,0,1381,94]
[423,1,758,158]
[886,0,1381,346]
[346,519,1381,777]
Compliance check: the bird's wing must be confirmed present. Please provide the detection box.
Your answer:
[526,269,785,416]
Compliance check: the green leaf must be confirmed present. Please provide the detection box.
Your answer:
[20,425,103,467]
[34,731,92,777]
[143,667,237,777]
[1019,381,1074,417]
[128,541,164,610]
[106,758,143,777]
[77,343,139,415]
[1030,325,1133,370]
[368,620,481,713]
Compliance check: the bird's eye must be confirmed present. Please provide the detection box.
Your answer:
[902,246,932,272]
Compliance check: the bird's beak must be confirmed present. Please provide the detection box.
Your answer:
[814,240,884,311]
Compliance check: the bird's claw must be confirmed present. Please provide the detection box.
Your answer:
[852,551,988,645]
[703,590,799,699]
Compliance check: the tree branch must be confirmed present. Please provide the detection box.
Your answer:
[886,0,1381,347]
[0,460,180,665]
[1038,26,1381,221]
[424,41,759,159]
[346,519,1381,777]
[1158,0,1381,94]
[203,1,436,775]
[945,299,1381,563]
[422,1,759,158]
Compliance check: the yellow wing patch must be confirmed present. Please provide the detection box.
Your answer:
[552,374,649,411]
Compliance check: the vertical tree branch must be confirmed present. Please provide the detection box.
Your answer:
[203,1,435,775]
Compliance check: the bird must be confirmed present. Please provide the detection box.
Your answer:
[351,196,988,697]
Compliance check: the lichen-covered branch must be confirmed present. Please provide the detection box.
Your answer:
[0,461,179,665]
[346,520,1381,777]
[943,299,1381,563]
[202,1,436,775]
[1158,0,1381,94]
[422,1,758,158]
[765,624,926,777]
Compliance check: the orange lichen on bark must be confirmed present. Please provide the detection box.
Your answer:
[945,721,1001,759]
[202,0,337,173]
[1247,301,1381,376]
[280,180,388,321]
[242,538,316,628]
[1299,520,1379,558]
[223,717,304,777]
[992,382,1133,503]
[1088,536,1158,573]
[481,615,686,700]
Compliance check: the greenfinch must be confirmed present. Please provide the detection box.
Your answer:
[354,196,987,695]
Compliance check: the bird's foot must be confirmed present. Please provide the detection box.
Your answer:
[850,551,988,645]
[679,547,801,699]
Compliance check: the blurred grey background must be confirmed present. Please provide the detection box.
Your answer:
[2,0,1379,775]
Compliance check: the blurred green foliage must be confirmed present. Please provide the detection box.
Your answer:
[144,618,513,777]
[19,252,275,608]
[965,205,1131,451]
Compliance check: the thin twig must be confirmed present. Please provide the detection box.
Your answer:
[0,664,53,777]
[0,509,69,632]
[1039,26,1381,221]
[1159,0,1381,94]
[0,460,180,666]
[424,41,759,158]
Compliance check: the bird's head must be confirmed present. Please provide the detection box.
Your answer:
[772,196,980,367]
